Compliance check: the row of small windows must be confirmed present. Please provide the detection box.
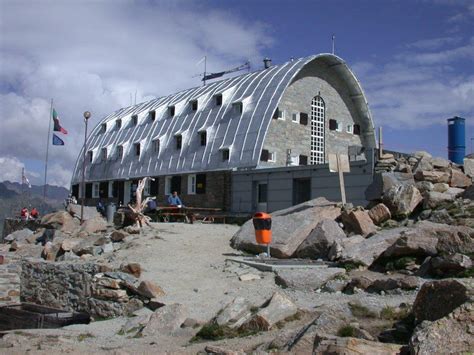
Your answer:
[260,149,308,166]
[272,108,309,125]
[329,119,361,135]
[100,94,227,134]
[88,135,229,162]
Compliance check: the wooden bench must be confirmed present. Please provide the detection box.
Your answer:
[160,212,189,223]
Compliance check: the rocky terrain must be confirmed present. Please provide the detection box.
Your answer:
[0,151,472,354]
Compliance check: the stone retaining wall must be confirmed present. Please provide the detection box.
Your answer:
[0,257,21,304]
[2,219,43,242]
[20,260,142,319]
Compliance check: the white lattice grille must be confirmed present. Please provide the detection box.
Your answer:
[310,96,325,164]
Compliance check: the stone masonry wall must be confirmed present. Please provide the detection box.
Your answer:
[0,258,21,304]
[261,59,365,168]
[20,260,141,319]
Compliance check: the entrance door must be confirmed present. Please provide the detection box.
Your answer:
[254,182,268,212]
[171,176,181,194]
[123,181,131,205]
[293,178,311,205]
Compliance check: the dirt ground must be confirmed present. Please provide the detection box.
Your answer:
[0,222,417,354]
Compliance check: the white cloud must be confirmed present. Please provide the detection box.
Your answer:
[0,157,25,183]
[406,36,461,50]
[0,0,272,187]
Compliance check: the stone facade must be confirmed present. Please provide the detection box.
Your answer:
[20,260,142,319]
[261,60,364,168]
[0,258,21,304]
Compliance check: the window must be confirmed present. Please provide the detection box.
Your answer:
[299,112,309,125]
[268,151,276,162]
[176,135,182,149]
[200,132,207,146]
[144,179,151,196]
[101,148,107,161]
[108,181,113,198]
[258,183,268,203]
[101,123,107,133]
[153,139,160,154]
[168,106,175,117]
[260,149,269,162]
[191,100,198,111]
[222,149,230,161]
[134,143,140,157]
[165,176,172,195]
[88,151,93,163]
[329,119,338,131]
[273,107,284,120]
[215,94,222,106]
[132,115,138,126]
[292,112,299,123]
[299,155,308,165]
[116,119,122,129]
[117,145,124,159]
[353,124,361,135]
[196,174,206,194]
[149,110,156,122]
[346,124,353,134]
[233,102,243,114]
[85,183,92,198]
[188,174,196,195]
[92,182,100,198]
[310,96,325,164]
[150,178,159,196]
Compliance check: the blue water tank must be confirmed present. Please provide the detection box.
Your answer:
[447,116,465,164]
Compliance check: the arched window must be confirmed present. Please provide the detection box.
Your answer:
[310,96,325,164]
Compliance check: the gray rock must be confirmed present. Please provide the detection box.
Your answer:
[383,231,438,258]
[413,278,473,323]
[413,155,433,175]
[104,271,139,286]
[415,170,450,183]
[141,303,187,336]
[322,278,348,293]
[409,303,474,354]
[314,335,402,354]
[413,151,432,159]
[275,267,346,291]
[296,219,346,259]
[215,297,253,328]
[101,242,114,254]
[423,191,454,209]
[417,253,472,278]
[463,158,474,178]
[4,228,34,243]
[383,184,423,218]
[121,314,151,335]
[230,198,341,258]
[242,292,297,331]
[449,168,472,188]
[67,204,101,221]
[445,187,465,198]
[80,216,108,234]
[365,172,415,201]
[415,181,434,193]
[428,209,454,224]
[341,210,377,237]
[368,203,391,225]
[432,157,450,169]
[336,227,409,267]
[432,182,449,193]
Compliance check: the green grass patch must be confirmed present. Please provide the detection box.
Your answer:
[77,333,95,342]
[380,306,411,321]
[191,322,257,342]
[349,302,377,318]
[457,267,474,278]
[341,261,365,272]
[337,325,356,337]
[385,256,417,271]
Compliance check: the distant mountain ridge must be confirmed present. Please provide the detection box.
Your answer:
[1,181,69,201]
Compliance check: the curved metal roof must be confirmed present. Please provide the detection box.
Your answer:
[71,54,376,184]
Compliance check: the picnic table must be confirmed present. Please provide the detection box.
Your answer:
[151,206,223,223]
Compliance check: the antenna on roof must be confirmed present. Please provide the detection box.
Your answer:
[194,60,251,85]
[332,34,336,55]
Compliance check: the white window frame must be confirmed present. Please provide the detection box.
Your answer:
[165,176,172,195]
[292,112,300,123]
[188,174,196,195]
[268,151,276,162]
[92,182,100,198]
[346,124,353,134]
[276,109,285,120]
[233,102,243,114]
[336,122,342,132]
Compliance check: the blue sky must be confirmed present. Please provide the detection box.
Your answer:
[0,0,472,186]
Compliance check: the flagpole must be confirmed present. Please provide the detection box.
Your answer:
[43,98,53,199]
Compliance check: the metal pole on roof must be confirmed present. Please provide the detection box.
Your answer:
[81,111,91,224]
[203,56,207,86]
[332,34,335,55]
[43,98,53,200]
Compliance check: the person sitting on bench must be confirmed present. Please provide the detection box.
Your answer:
[145,198,157,213]
[167,191,183,207]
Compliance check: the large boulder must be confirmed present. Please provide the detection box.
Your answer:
[409,302,474,355]
[413,278,473,323]
[413,155,433,175]
[331,227,409,267]
[415,170,450,183]
[275,267,346,291]
[80,216,108,234]
[450,168,472,188]
[383,184,423,218]
[417,253,472,278]
[422,191,454,209]
[341,210,377,237]
[67,204,101,221]
[41,211,79,233]
[431,157,450,169]
[230,198,341,258]
[4,229,34,243]
[295,219,346,259]
[365,172,415,201]
[215,297,253,329]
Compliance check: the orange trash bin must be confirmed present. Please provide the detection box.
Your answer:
[253,212,272,245]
